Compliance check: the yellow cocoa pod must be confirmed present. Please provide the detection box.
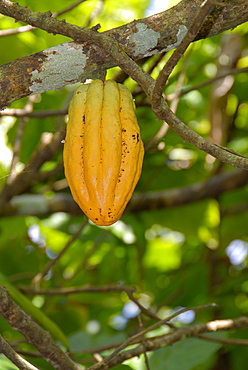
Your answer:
[63,79,144,226]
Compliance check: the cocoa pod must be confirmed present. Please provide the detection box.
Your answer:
[63,79,144,226]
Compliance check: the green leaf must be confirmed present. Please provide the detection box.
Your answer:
[0,272,69,349]
[149,336,223,370]
[0,355,18,370]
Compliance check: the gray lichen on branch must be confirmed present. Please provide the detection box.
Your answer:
[0,0,248,171]
[0,0,248,106]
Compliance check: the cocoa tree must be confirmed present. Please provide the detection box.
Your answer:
[0,0,248,369]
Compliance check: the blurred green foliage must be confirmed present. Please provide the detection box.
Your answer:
[0,0,248,369]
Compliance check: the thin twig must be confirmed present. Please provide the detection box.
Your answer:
[52,0,87,18]
[0,108,68,118]
[137,314,151,370]
[9,347,42,358]
[0,24,35,36]
[0,334,39,370]
[126,290,163,322]
[31,218,88,287]
[19,284,136,296]
[152,0,217,113]
[144,121,169,152]
[169,47,192,113]
[85,0,104,28]
[70,316,248,359]
[197,334,248,346]
[92,303,217,369]
[7,95,37,184]
[166,67,248,101]
[0,0,87,36]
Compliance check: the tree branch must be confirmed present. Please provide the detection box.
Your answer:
[0,130,64,210]
[19,284,136,296]
[31,219,88,288]
[0,0,87,36]
[0,1,247,171]
[87,313,248,369]
[2,168,247,217]
[0,0,247,107]
[152,0,218,113]
[166,67,248,101]
[0,107,68,118]
[129,168,248,213]
[155,105,248,170]
[0,286,81,370]
[0,334,39,370]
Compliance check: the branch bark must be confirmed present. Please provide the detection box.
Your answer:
[0,335,39,370]
[0,0,247,108]
[2,168,248,217]
[1,0,248,170]
[129,168,248,213]
[0,131,64,210]
[0,286,81,370]
[87,316,248,369]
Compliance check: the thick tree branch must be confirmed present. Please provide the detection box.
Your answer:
[0,286,81,370]
[2,169,247,217]
[0,0,247,107]
[0,0,247,171]
[129,169,248,212]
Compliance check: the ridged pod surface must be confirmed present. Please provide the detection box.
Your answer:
[63,79,144,226]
